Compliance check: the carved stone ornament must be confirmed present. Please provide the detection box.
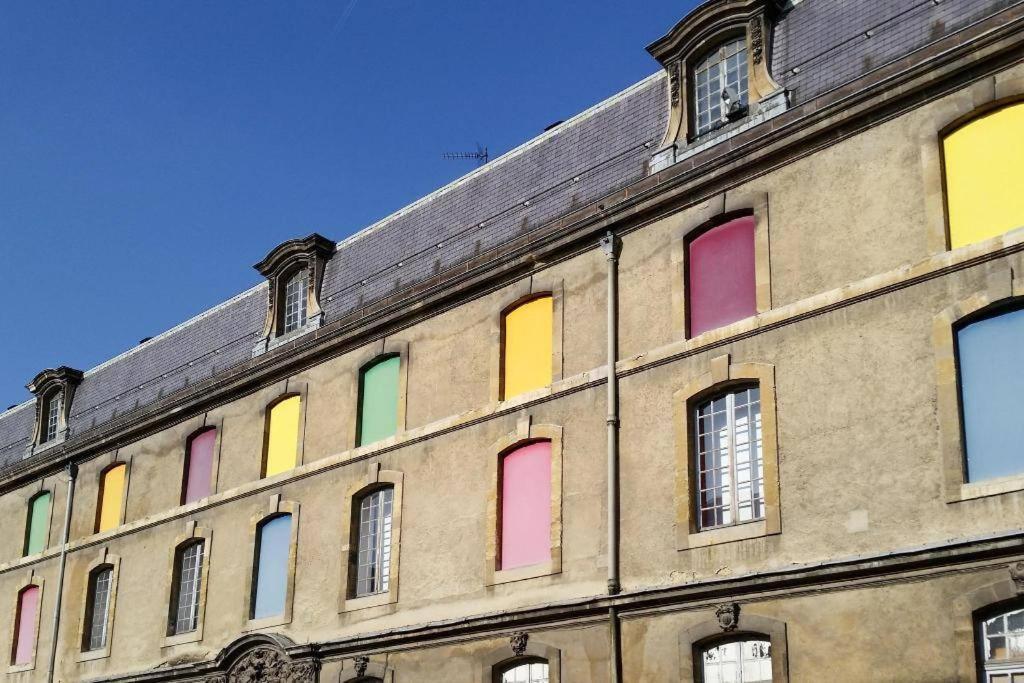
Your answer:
[750,15,764,64]
[225,646,318,683]
[353,655,370,677]
[715,603,741,632]
[1010,562,1024,593]
[509,631,529,657]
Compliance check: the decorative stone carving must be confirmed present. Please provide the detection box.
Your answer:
[715,603,741,632]
[1010,562,1024,593]
[353,655,370,677]
[226,646,318,683]
[509,631,529,657]
[750,16,764,64]
[670,59,682,106]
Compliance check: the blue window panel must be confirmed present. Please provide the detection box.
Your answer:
[253,514,291,619]
[958,307,1024,482]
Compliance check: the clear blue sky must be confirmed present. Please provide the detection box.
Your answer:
[0,1,695,409]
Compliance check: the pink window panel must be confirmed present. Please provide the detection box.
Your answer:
[687,215,757,337]
[183,429,216,504]
[500,441,552,570]
[14,585,39,665]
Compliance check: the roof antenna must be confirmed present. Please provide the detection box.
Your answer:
[442,142,489,166]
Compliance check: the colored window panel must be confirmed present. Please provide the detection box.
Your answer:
[500,441,552,570]
[944,103,1024,249]
[265,396,300,478]
[252,514,291,619]
[358,356,400,446]
[688,216,757,337]
[183,429,216,504]
[97,464,126,533]
[957,306,1024,482]
[24,492,50,556]
[12,586,39,666]
[503,296,553,400]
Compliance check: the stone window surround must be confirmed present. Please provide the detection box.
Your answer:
[919,77,1024,254]
[477,635,561,683]
[259,380,310,480]
[489,279,565,405]
[679,609,789,683]
[94,455,132,535]
[674,354,781,550]
[338,464,405,614]
[339,655,394,682]
[670,192,773,341]
[934,268,1024,504]
[954,564,1024,681]
[160,521,213,648]
[6,572,44,674]
[346,340,410,452]
[180,418,225,506]
[252,233,335,357]
[25,366,83,454]
[243,496,300,631]
[647,0,787,173]
[22,484,54,559]
[485,417,563,587]
[77,548,120,662]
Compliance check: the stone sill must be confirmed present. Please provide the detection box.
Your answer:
[952,474,1024,503]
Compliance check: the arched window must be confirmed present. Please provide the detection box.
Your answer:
[182,428,216,504]
[83,566,113,651]
[496,659,549,683]
[979,605,1024,680]
[358,355,400,446]
[11,585,40,666]
[39,390,62,444]
[956,304,1024,482]
[168,541,205,635]
[96,463,126,533]
[943,101,1024,249]
[499,441,552,570]
[501,295,553,400]
[687,215,757,337]
[263,395,301,478]
[251,514,292,620]
[693,37,749,137]
[695,386,763,530]
[699,637,772,683]
[281,270,308,334]
[24,491,51,556]
[352,486,394,597]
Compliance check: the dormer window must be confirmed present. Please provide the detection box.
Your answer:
[25,366,83,452]
[252,233,335,356]
[281,270,308,334]
[694,36,749,136]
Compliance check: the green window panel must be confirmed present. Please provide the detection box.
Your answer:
[358,356,400,446]
[25,492,51,556]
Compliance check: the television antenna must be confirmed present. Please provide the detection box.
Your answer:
[442,143,489,166]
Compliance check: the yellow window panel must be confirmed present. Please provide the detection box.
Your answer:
[944,102,1024,249]
[97,463,126,532]
[265,395,301,477]
[503,296,553,400]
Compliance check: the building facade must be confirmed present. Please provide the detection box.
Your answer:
[1,1,1024,681]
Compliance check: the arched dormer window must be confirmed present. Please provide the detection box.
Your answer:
[647,0,787,172]
[252,233,334,355]
[25,366,83,450]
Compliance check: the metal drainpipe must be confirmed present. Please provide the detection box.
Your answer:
[600,231,623,683]
[47,461,77,683]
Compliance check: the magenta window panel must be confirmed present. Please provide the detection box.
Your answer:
[687,216,757,337]
[500,441,552,570]
[14,585,39,665]
[183,429,216,504]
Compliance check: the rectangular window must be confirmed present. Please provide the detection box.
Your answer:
[96,464,126,533]
[264,396,301,478]
[12,586,39,666]
[44,393,61,443]
[24,492,51,556]
[358,356,400,446]
[85,568,112,651]
[957,306,1024,482]
[282,271,308,334]
[355,487,394,596]
[693,37,749,136]
[173,543,204,634]
[502,296,553,400]
[499,441,552,570]
[183,429,216,504]
[252,514,291,619]
[696,387,764,529]
[687,216,757,337]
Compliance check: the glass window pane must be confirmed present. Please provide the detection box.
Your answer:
[253,515,291,619]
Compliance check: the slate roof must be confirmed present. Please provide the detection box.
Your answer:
[0,0,1011,472]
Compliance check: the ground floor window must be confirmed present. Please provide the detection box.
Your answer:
[982,606,1024,682]
[498,660,549,683]
[701,638,772,683]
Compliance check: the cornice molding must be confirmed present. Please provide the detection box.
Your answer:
[646,0,785,65]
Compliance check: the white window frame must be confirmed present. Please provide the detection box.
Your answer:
[699,638,772,683]
[981,606,1024,681]
[355,487,393,598]
[172,542,204,634]
[43,392,61,443]
[693,36,749,136]
[498,660,549,683]
[281,270,308,334]
[84,567,112,652]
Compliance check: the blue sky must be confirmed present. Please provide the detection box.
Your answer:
[0,1,694,409]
